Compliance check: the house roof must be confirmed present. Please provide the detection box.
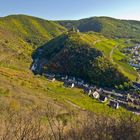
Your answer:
[93,91,99,95]
[64,81,74,85]
[109,100,119,108]
[133,82,140,88]
[99,95,107,101]
[110,100,119,105]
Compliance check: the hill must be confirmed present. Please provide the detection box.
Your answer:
[0,14,67,70]
[0,14,140,139]
[0,15,128,131]
[0,14,66,47]
[33,31,130,87]
[58,17,140,42]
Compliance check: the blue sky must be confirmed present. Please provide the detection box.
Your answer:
[0,0,140,20]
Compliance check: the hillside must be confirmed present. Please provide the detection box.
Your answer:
[58,17,140,42]
[0,15,67,70]
[0,15,129,136]
[0,15,66,47]
[0,14,122,115]
[33,31,130,87]
[0,14,140,139]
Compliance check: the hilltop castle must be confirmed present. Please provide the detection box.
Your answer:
[68,27,79,33]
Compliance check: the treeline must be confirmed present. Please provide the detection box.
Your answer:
[0,103,140,140]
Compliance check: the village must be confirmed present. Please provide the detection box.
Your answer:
[43,72,140,114]
[31,43,140,114]
[123,44,140,69]
[31,44,140,115]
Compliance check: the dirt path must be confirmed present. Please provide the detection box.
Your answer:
[110,45,118,63]
[109,45,126,75]
[65,100,81,109]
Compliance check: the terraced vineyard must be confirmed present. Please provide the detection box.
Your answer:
[94,37,138,81]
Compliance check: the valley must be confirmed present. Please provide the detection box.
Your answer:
[0,14,140,139]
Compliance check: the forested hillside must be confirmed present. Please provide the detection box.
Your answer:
[33,31,131,87]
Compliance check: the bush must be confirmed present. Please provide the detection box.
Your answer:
[0,103,140,140]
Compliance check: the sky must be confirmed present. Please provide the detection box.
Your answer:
[0,0,140,20]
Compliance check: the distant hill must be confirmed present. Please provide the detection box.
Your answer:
[58,17,140,42]
[34,31,129,87]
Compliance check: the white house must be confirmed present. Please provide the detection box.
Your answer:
[84,87,92,95]
[99,95,108,102]
[109,100,119,109]
[92,91,100,99]
[31,64,37,71]
[64,81,75,88]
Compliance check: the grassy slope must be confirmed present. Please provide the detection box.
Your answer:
[0,28,33,70]
[93,36,138,81]
[0,14,67,70]
[0,15,66,46]
[0,66,127,117]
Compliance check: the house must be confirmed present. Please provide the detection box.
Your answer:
[48,77,55,82]
[89,86,96,91]
[31,64,37,71]
[97,88,103,93]
[76,80,84,88]
[99,95,108,102]
[44,73,56,82]
[109,100,119,109]
[133,100,140,106]
[83,83,89,88]
[64,81,75,88]
[84,87,92,96]
[130,63,140,68]
[127,97,134,103]
[133,82,140,90]
[68,77,76,83]
[91,91,100,99]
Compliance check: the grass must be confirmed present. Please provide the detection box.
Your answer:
[40,79,127,117]
[0,14,66,46]
[0,65,129,118]
[94,37,138,81]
